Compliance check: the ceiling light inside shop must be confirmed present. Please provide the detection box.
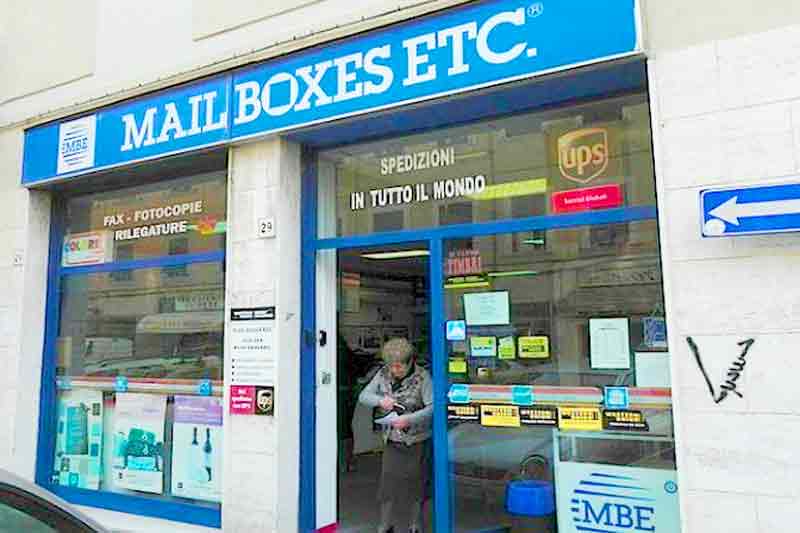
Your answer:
[487,270,538,278]
[361,250,430,260]
[523,238,545,246]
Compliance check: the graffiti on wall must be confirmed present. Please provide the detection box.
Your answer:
[686,337,755,404]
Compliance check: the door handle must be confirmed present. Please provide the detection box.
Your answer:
[319,329,328,347]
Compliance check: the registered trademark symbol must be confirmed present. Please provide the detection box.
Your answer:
[528,3,544,17]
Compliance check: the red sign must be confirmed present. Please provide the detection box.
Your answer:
[551,184,623,214]
[445,249,482,277]
[229,385,255,415]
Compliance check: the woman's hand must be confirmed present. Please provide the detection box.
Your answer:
[391,415,410,430]
[379,396,395,411]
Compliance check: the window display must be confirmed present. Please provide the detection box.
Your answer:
[46,167,227,518]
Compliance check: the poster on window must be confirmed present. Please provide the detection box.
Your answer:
[112,393,167,494]
[54,389,104,490]
[171,396,223,502]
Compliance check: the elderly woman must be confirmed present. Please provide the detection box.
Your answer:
[359,338,433,533]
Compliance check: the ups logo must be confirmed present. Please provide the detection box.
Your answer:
[558,128,609,184]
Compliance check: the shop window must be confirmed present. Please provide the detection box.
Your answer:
[320,94,655,239]
[47,169,227,522]
[444,222,672,531]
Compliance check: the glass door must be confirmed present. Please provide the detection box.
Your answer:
[441,221,679,532]
[317,242,437,533]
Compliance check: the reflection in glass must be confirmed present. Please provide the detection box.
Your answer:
[57,263,224,381]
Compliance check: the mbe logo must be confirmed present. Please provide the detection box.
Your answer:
[570,472,658,532]
[57,115,97,175]
[558,127,609,184]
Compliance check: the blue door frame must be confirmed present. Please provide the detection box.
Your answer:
[299,150,657,531]
[297,58,652,532]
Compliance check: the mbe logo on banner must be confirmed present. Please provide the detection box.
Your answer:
[57,115,97,175]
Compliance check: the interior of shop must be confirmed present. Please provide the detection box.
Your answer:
[336,244,432,533]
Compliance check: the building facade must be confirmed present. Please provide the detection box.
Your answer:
[1,1,799,532]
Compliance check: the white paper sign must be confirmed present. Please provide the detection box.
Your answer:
[463,291,510,326]
[635,352,672,388]
[229,307,276,385]
[589,318,631,369]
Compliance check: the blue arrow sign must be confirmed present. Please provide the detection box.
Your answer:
[701,183,800,237]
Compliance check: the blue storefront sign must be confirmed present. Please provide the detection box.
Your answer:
[22,0,639,186]
[701,182,800,237]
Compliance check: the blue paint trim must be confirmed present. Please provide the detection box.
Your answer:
[429,238,452,533]
[58,250,225,276]
[316,206,658,250]
[34,199,66,488]
[50,486,221,528]
[299,147,319,532]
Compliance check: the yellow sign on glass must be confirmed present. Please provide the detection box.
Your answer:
[519,336,550,359]
[498,336,516,359]
[449,358,467,373]
[469,178,548,201]
[558,406,602,431]
[480,405,521,427]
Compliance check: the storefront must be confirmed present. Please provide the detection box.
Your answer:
[19,0,682,531]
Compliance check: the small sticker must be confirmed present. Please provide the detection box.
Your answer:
[447,404,480,421]
[446,320,467,341]
[197,379,212,396]
[519,336,550,359]
[558,406,603,431]
[604,387,630,410]
[480,404,521,427]
[469,336,497,357]
[511,385,534,406]
[498,336,516,359]
[57,377,73,391]
[255,386,274,415]
[230,385,256,415]
[114,376,128,393]
[448,384,471,404]
[603,409,649,432]
[449,358,467,374]
[520,405,559,426]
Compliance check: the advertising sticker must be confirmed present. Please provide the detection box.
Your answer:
[498,336,516,359]
[518,336,550,359]
[54,390,104,490]
[447,404,480,422]
[603,410,649,432]
[558,406,602,432]
[112,393,167,494]
[520,405,559,426]
[469,336,497,357]
[171,396,223,502]
[480,405,521,428]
